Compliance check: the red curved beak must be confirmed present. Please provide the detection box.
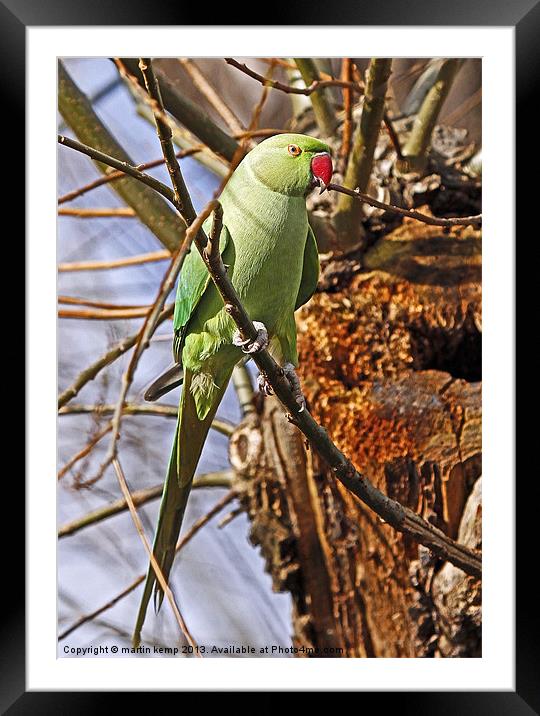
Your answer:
[311,152,333,193]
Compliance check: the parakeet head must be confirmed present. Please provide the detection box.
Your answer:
[245,133,333,197]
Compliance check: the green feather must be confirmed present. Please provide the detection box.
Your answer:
[133,133,328,645]
[172,218,230,362]
[295,225,320,310]
[132,368,231,648]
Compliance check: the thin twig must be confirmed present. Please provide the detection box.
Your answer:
[179,58,245,135]
[383,114,403,160]
[260,58,296,72]
[58,250,170,272]
[339,59,354,168]
[59,402,234,436]
[59,470,234,537]
[58,207,136,218]
[58,490,235,641]
[58,421,113,480]
[59,576,145,642]
[139,58,189,212]
[247,60,277,133]
[236,127,285,139]
[58,146,203,205]
[59,305,171,321]
[217,507,243,529]
[58,134,177,207]
[115,59,181,146]
[112,458,198,651]
[59,296,148,310]
[226,57,362,97]
[328,182,482,228]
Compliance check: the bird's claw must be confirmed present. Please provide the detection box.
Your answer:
[282,362,306,412]
[256,364,305,412]
[311,176,328,195]
[257,372,274,395]
[232,321,269,355]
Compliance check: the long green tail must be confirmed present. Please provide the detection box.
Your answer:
[132,368,230,647]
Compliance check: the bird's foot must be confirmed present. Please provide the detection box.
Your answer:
[282,362,306,412]
[232,321,269,354]
[257,371,274,396]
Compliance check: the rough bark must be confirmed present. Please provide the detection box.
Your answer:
[229,217,482,657]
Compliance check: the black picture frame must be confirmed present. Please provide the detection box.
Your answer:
[6,0,530,710]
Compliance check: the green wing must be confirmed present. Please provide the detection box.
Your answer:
[295,225,320,311]
[172,218,230,361]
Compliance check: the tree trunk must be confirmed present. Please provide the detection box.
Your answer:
[229,217,482,657]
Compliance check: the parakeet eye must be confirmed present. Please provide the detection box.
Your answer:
[287,144,302,157]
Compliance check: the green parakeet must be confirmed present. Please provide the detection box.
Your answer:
[133,133,333,646]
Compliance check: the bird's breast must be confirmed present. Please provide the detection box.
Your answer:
[221,183,308,332]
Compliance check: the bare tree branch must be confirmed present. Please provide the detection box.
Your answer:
[226,57,362,97]
[59,305,172,320]
[58,145,204,205]
[59,470,234,538]
[58,134,177,207]
[402,58,465,172]
[246,60,276,134]
[349,61,403,161]
[231,365,255,417]
[328,182,482,228]
[139,58,191,212]
[59,296,149,310]
[58,250,170,272]
[59,402,234,437]
[58,207,137,218]
[334,58,393,248]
